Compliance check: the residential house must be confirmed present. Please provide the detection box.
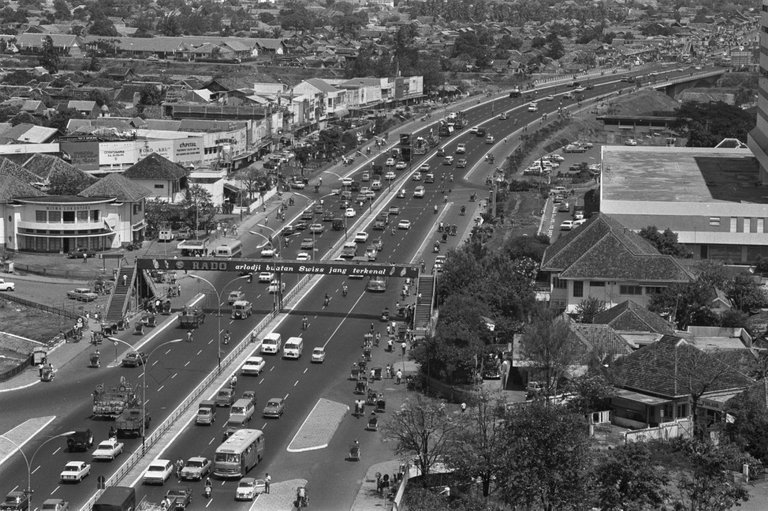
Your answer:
[16,33,83,56]
[540,213,694,312]
[592,299,676,349]
[66,100,100,118]
[293,78,347,124]
[609,335,755,430]
[122,153,187,202]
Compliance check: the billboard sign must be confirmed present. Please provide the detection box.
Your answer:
[60,141,99,171]
[138,140,173,160]
[100,141,137,166]
[137,257,419,278]
[173,138,204,163]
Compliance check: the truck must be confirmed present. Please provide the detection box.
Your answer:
[412,136,428,155]
[115,404,150,437]
[340,242,357,259]
[92,486,136,511]
[332,218,345,231]
[196,400,217,425]
[92,381,138,419]
[179,308,205,329]
[66,429,93,452]
[41,499,69,511]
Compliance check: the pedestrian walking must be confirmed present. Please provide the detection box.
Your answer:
[82,252,87,263]
[122,274,127,286]
[396,369,402,385]
[401,341,407,356]
[265,473,271,493]
[370,368,375,380]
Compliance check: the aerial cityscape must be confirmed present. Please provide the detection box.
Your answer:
[0,0,766,509]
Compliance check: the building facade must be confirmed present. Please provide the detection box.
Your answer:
[747,0,768,184]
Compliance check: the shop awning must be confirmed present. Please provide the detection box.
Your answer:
[17,231,115,239]
[614,388,671,406]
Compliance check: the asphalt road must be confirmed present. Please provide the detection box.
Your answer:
[0,63,717,510]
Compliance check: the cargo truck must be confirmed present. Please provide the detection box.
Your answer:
[92,382,138,419]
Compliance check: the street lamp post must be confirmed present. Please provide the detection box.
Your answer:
[188,274,249,370]
[108,337,184,446]
[0,431,75,511]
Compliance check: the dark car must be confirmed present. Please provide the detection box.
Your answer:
[322,211,334,222]
[1,491,28,511]
[66,430,93,452]
[67,248,95,259]
[121,351,148,367]
[281,225,295,236]
[300,210,314,221]
[164,488,192,510]
[373,219,386,231]
[292,221,308,231]
[350,181,361,192]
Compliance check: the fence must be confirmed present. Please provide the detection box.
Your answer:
[624,418,693,444]
[0,353,33,382]
[0,293,82,321]
[12,263,109,281]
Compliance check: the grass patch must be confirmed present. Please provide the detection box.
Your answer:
[0,298,71,343]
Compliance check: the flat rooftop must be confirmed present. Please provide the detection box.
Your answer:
[601,146,767,204]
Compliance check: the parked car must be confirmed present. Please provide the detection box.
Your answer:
[67,248,95,259]
[67,288,98,302]
[0,279,14,292]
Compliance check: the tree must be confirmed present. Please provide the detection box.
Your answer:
[546,36,565,60]
[138,84,165,107]
[180,185,216,233]
[258,12,275,24]
[575,297,606,324]
[497,402,593,510]
[39,35,59,74]
[53,0,71,19]
[728,273,768,312]
[444,390,507,497]
[674,439,750,510]
[566,374,615,414]
[234,165,269,204]
[674,101,755,147]
[382,395,461,484]
[520,310,584,399]
[726,384,768,464]
[638,225,691,258]
[88,16,119,37]
[593,442,670,510]
[649,281,720,330]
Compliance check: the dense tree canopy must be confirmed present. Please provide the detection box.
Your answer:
[638,225,691,258]
[674,101,755,147]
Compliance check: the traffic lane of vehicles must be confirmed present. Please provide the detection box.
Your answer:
[137,275,403,508]
[0,267,305,509]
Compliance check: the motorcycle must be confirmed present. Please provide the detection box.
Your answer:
[204,485,212,499]
[433,242,440,253]
[89,352,100,368]
[433,205,438,214]
[324,295,330,307]
[342,285,348,297]
[460,205,466,216]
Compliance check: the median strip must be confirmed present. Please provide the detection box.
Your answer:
[286,398,348,453]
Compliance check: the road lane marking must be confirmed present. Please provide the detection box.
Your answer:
[294,380,299,386]
[171,372,178,379]
[164,349,172,355]
[51,486,60,494]
[152,361,158,367]
[31,465,40,475]
[303,368,308,374]
[52,447,61,455]
[284,393,290,400]
[184,361,190,367]
[206,498,213,508]
[158,385,165,392]
[196,350,203,356]
[208,437,215,445]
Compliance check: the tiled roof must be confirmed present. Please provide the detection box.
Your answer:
[541,213,693,283]
[304,78,340,94]
[0,159,46,201]
[80,173,152,202]
[570,322,635,358]
[67,100,96,111]
[23,154,95,184]
[0,157,43,185]
[593,300,676,334]
[123,153,187,180]
[610,335,754,399]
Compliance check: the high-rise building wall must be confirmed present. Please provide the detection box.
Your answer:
[747,0,768,184]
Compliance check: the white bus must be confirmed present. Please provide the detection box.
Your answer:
[213,429,264,478]
[215,240,243,258]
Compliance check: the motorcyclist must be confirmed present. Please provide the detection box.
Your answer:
[186,330,193,342]
[323,293,330,306]
[223,330,231,345]
[302,316,308,330]
[433,205,438,214]
[342,282,348,296]
[230,375,237,389]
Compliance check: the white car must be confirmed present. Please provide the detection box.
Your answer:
[550,154,564,162]
[345,208,356,218]
[309,223,324,234]
[560,220,574,231]
[340,177,353,186]
[143,459,173,485]
[260,246,277,258]
[242,356,266,376]
[419,163,430,172]
[411,172,422,182]
[236,477,263,500]
[0,279,14,291]
[384,171,396,180]
[625,138,638,146]
[443,156,454,165]
[413,186,425,198]
[397,219,412,230]
[92,438,124,461]
[545,95,555,101]
[311,347,326,363]
[573,219,587,227]
[60,461,91,483]
[297,252,311,261]
[469,126,479,134]
[268,280,286,294]
[385,158,395,166]
[371,180,382,191]
[354,232,369,243]
[258,272,274,283]
[456,143,466,154]
[395,161,407,170]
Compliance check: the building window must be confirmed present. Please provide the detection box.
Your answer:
[759,219,766,233]
[154,184,164,189]
[590,281,605,287]
[619,285,642,295]
[76,210,89,222]
[646,286,664,294]
[48,211,61,223]
[709,217,720,226]
[744,218,751,232]
[35,210,46,222]
[573,281,584,298]
[7,216,10,222]
[730,218,737,232]
[63,211,75,223]
[91,210,99,222]
[552,277,567,289]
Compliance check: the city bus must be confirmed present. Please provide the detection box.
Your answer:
[214,240,243,258]
[213,428,264,478]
